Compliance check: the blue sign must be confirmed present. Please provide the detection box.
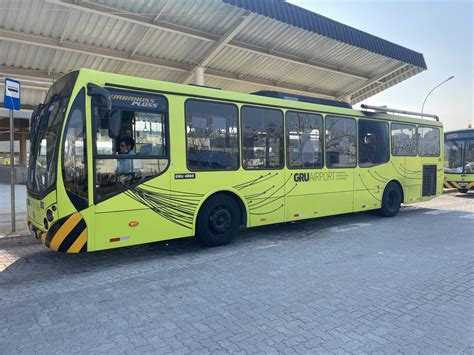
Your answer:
[4,78,21,110]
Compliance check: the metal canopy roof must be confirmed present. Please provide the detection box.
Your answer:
[0,0,427,110]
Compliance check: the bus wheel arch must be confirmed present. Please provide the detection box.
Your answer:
[378,180,404,217]
[195,191,247,247]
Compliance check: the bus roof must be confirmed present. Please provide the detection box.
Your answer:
[79,68,443,128]
[445,129,474,140]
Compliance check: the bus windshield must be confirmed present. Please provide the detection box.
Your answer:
[444,139,474,174]
[444,140,464,173]
[27,71,78,196]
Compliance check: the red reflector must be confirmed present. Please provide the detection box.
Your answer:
[129,221,139,227]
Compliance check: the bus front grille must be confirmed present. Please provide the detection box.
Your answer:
[422,165,437,196]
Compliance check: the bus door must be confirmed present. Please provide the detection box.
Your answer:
[91,89,173,251]
[354,119,391,211]
[287,114,355,220]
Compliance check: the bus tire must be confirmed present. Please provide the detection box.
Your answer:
[458,189,468,193]
[378,182,402,217]
[196,194,241,247]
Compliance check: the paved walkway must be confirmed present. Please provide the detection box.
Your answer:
[1,192,473,353]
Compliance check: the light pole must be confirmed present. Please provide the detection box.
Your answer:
[421,75,454,116]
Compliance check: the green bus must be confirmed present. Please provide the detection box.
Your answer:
[444,129,474,193]
[27,69,443,253]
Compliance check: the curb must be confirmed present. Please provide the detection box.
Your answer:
[0,234,37,248]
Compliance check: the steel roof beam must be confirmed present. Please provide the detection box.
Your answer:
[0,66,57,82]
[0,29,339,98]
[181,12,253,84]
[336,63,410,101]
[350,66,421,104]
[47,0,372,81]
[130,2,169,58]
[0,29,193,72]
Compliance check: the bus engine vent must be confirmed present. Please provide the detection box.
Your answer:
[422,165,437,196]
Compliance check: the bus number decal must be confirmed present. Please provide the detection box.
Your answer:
[175,173,196,180]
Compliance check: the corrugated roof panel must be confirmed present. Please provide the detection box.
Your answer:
[0,0,428,107]
[51,51,112,74]
[0,41,54,70]
[64,13,141,53]
[100,0,244,36]
[117,63,183,83]
[223,0,426,69]
[138,30,211,65]
[208,46,359,93]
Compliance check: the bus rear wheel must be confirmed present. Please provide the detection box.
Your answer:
[196,194,240,247]
[378,182,402,217]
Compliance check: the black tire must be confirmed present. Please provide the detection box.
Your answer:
[458,189,468,194]
[196,194,241,247]
[378,182,403,217]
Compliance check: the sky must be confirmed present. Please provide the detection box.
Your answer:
[287,0,473,132]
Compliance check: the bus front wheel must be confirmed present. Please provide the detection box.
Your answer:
[378,182,402,217]
[196,194,241,247]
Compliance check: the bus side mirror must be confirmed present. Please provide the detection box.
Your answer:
[87,83,112,111]
[108,109,122,139]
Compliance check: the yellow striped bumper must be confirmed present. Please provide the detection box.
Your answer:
[28,212,88,253]
[444,181,474,190]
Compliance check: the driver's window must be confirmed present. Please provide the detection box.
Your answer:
[93,90,169,202]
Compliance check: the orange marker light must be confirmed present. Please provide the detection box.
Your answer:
[129,221,139,227]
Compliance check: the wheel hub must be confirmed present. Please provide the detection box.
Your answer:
[209,207,231,234]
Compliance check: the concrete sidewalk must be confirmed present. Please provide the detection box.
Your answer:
[0,183,28,237]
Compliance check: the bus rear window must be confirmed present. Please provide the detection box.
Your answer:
[391,123,417,156]
[419,127,440,157]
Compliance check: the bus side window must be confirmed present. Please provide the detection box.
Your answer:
[93,91,169,202]
[286,111,323,169]
[242,106,284,170]
[325,116,356,168]
[464,140,474,173]
[185,99,239,171]
[391,123,417,156]
[419,126,440,157]
[358,119,389,167]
